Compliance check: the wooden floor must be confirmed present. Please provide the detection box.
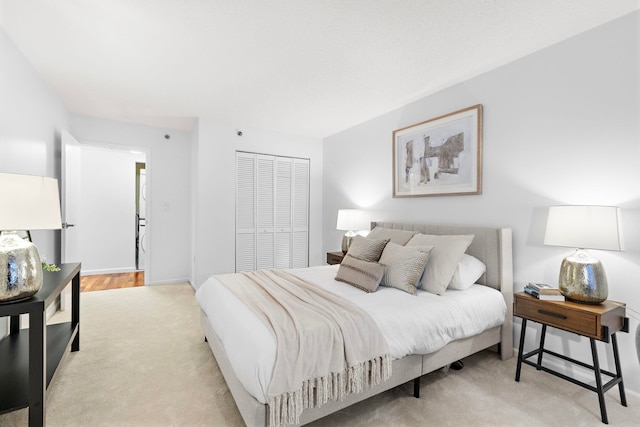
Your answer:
[80,272,145,292]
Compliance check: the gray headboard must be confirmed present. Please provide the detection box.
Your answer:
[370,221,513,293]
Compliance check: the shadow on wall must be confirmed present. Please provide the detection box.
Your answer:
[636,324,640,364]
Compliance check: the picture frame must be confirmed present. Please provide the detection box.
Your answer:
[392,104,483,197]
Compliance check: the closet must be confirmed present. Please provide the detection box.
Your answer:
[235,151,309,272]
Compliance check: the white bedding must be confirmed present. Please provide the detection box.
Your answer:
[196,264,507,404]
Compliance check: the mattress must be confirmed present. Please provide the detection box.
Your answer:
[196,264,507,404]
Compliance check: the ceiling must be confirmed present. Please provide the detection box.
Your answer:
[1,1,639,138]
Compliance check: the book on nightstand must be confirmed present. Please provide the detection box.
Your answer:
[524,283,564,301]
[527,282,561,294]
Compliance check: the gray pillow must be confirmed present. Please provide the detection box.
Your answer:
[335,254,384,293]
[406,234,474,295]
[346,235,389,262]
[378,243,432,295]
[367,227,416,245]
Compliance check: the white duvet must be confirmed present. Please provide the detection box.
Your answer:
[195,265,506,404]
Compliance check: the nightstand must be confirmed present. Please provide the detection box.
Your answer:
[326,251,345,265]
[514,292,629,424]
[0,263,81,425]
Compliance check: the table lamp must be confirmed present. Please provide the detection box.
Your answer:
[0,173,62,302]
[336,209,367,253]
[544,205,623,304]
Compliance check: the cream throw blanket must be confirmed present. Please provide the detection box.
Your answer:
[216,269,392,427]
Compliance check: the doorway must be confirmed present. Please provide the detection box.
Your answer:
[62,131,150,287]
[135,163,146,271]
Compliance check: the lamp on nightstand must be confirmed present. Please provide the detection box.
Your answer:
[0,173,62,302]
[544,205,624,304]
[336,209,367,253]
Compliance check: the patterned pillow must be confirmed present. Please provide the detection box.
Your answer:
[406,234,474,295]
[378,243,432,295]
[367,227,416,245]
[346,235,389,262]
[335,254,385,293]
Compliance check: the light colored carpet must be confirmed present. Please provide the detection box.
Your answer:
[1,283,638,426]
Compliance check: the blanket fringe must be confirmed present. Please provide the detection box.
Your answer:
[268,354,392,427]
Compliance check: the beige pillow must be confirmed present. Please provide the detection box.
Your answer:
[335,254,384,293]
[367,227,416,245]
[346,235,389,262]
[378,243,432,295]
[406,234,474,295]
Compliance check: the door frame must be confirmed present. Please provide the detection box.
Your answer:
[61,133,152,285]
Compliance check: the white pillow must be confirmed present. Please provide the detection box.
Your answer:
[448,254,486,290]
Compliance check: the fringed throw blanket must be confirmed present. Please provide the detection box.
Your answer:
[215,269,391,427]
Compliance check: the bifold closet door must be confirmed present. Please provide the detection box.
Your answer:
[291,159,309,268]
[235,152,309,272]
[235,152,256,272]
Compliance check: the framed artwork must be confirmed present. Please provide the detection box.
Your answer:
[392,104,483,197]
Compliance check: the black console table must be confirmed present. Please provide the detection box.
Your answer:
[0,262,81,426]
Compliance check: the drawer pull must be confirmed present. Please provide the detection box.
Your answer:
[538,309,567,320]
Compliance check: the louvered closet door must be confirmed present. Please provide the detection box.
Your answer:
[256,155,275,270]
[235,152,256,272]
[236,151,309,272]
[274,157,292,268]
[292,158,309,268]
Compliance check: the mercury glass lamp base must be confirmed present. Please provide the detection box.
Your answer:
[558,248,607,304]
[0,231,43,303]
[341,231,357,254]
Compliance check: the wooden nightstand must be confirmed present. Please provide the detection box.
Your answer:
[326,251,345,265]
[514,292,629,424]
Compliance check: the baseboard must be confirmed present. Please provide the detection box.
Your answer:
[146,277,191,286]
[82,267,138,276]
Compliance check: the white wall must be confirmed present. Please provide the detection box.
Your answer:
[192,119,323,287]
[323,12,640,393]
[79,145,145,274]
[69,115,191,285]
[0,28,69,262]
[0,28,69,335]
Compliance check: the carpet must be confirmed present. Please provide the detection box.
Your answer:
[1,283,638,426]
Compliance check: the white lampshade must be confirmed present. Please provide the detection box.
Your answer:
[0,173,62,230]
[544,205,623,251]
[0,173,62,302]
[544,205,623,304]
[336,209,368,231]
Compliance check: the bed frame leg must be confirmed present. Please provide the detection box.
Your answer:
[413,377,421,398]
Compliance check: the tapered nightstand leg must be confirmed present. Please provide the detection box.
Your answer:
[515,319,527,382]
[590,338,608,424]
[536,324,547,370]
[611,333,627,406]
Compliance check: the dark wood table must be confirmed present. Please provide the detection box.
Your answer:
[0,262,81,426]
[326,251,345,265]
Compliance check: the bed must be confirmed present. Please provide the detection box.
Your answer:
[197,221,514,426]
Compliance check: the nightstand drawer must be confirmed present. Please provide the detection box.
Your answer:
[515,296,598,337]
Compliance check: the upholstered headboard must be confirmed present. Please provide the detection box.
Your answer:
[370,221,513,293]
[371,221,514,360]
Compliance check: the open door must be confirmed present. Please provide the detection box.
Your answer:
[60,130,82,309]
